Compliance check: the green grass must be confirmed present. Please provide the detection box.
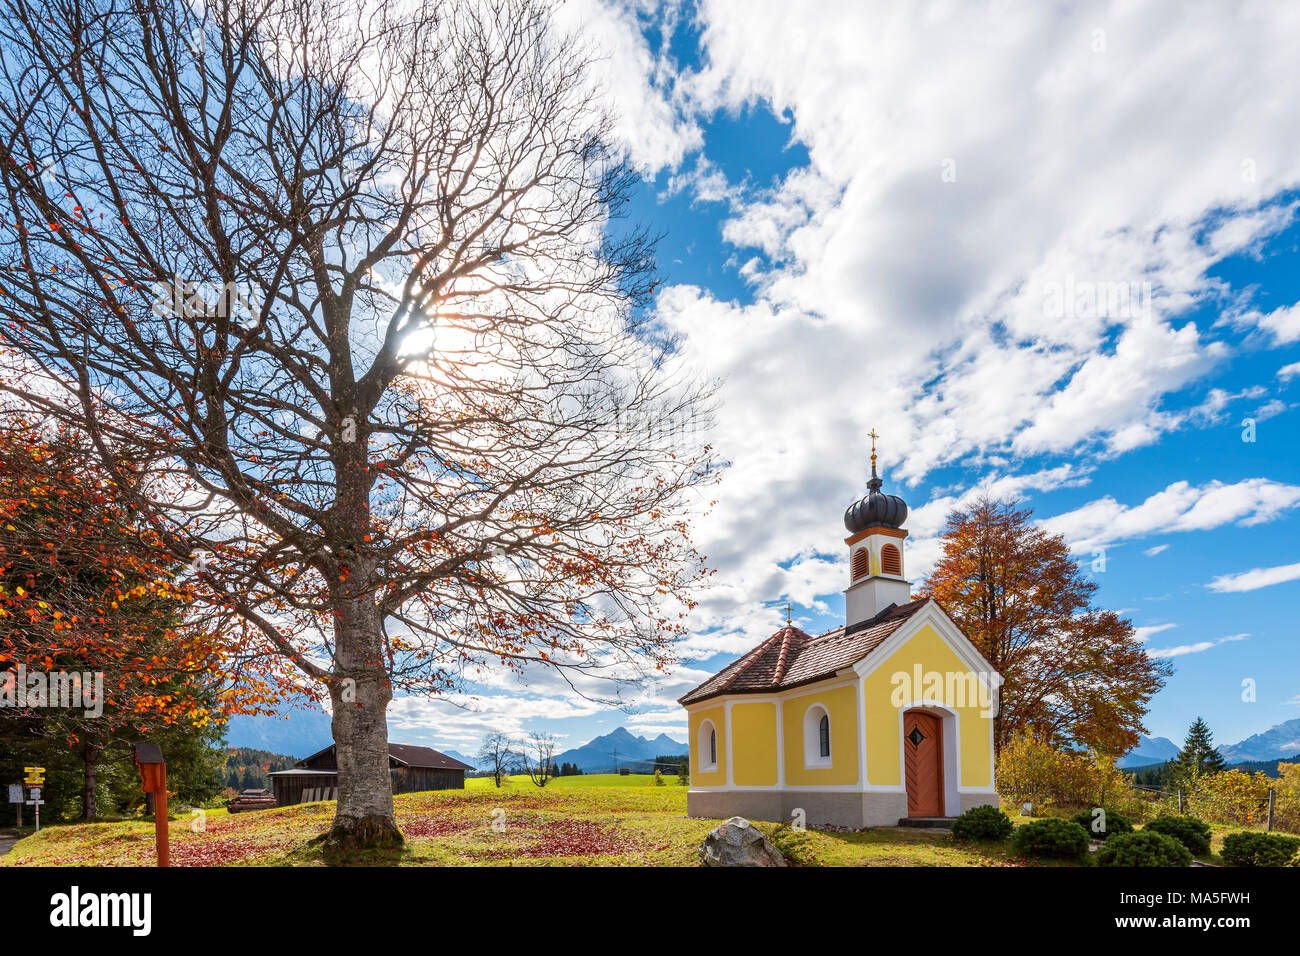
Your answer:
[466,773,678,789]
[11,785,1273,867]
[1,784,1053,867]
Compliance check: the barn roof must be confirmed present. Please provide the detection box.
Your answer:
[288,742,474,772]
[677,598,933,706]
[386,743,475,771]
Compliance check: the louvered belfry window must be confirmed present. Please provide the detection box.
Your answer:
[881,543,902,576]
[819,715,830,758]
[851,548,869,579]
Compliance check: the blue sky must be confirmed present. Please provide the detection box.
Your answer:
[373,0,1300,758]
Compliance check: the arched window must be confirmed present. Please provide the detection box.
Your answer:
[881,543,902,576]
[851,547,869,580]
[803,704,832,768]
[698,719,718,772]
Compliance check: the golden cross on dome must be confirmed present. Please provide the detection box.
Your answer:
[784,602,793,625]
[867,428,880,472]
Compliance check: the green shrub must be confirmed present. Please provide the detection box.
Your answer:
[1011,817,1090,861]
[1096,830,1192,867]
[1071,808,1133,841]
[1143,816,1211,856]
[1220,831,1300,867]
[951,805,1014,841]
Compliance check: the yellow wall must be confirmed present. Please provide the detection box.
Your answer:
[731,702,778,786]
[863,622,993,788]
[685,620,995,793]
[783,684,860,786]
[688,705,726,786]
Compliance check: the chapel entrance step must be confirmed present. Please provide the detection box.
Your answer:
[898,817,957,828]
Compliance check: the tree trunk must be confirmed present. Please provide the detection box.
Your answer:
[82,741,99,821]
[322,598,403,851]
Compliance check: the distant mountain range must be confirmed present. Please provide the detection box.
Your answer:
[1117,735,1181,768]
[439,749,483,771]
[223,709,333,758]
[228,708,1300,775]
[552,726,687,773]
[221,711,684,775]
[1120,718,1300,768]
[1217,718,1300,763]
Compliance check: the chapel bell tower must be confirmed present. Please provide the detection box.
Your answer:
[843,430,911,627]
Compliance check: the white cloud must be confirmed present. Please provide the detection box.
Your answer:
[1037,478,1300,554]
[1133,623,1177,644]
[1143,544,1170,557]
[1244,301,1300,345]
[553,0,701,173]
[1148,633,1250,659]
[1207,561,1300,593]
[1279,361,1300,382]
[638,0,1300,659]
[661,155,743,205]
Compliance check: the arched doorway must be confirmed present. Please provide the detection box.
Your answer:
[903,709,944,817]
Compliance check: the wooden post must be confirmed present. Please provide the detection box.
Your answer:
[1267,788,1275,832]
[154,769,169,867]
[133,743,169,867]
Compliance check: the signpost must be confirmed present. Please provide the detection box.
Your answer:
[133,743,168,867]
[25,786,43,832]
[7,783,22,828]
[19,768,44,830]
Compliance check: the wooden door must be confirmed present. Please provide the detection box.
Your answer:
[903,710,944,817]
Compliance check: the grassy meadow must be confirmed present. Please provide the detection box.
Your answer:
[2,780,1276,866]
[1,783,1026,867]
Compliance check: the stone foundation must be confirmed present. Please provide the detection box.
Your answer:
[687,788,999,829]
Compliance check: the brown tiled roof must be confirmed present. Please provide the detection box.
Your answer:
[677,599,932,706]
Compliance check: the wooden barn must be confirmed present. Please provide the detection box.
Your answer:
[269,742,474,806]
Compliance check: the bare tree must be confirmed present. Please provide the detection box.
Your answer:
[518,731,557,788]
[0,0,715,848]
[476,731,515,788]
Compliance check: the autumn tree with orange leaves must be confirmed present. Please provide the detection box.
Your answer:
[0,419,283,818]
[919,498,1169,757]
[0,0,714,848]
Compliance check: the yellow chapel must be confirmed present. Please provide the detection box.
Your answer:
[679,441,1002,828]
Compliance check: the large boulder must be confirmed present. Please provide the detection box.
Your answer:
[699,816,787,867]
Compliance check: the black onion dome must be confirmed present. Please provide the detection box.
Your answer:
[844,472,908,532]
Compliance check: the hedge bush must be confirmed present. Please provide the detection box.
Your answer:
[1011,817,1090,861]
[1096,830,1192,867]
[1143,816,1212,856]
[1221,831,1300,867]
[1071,808,1133,841]
[951,805,1014,841]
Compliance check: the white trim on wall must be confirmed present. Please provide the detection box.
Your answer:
[802,701,833,769]
[857,676,869,787]
[698,718,718,774]
[775,699,786,787]
[724,701,734,787]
